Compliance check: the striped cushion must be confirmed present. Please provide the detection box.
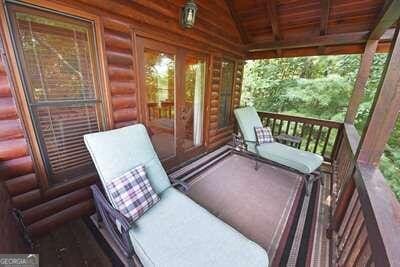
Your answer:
[254,126,274,144]
[106,165,160,223]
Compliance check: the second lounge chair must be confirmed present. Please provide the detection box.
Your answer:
[234,106,324,195]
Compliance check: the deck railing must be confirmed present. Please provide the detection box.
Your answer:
[258,111,343,163]
[330,123,400,266]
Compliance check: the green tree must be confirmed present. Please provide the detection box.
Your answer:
[241,54,399,200]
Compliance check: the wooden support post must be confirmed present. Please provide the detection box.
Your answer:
[345,40,379,123]
[357,28,400,165]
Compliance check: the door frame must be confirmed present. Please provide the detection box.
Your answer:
[136,37,208,169]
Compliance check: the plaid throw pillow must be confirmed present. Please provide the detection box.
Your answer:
[254,126,274,144]
[106,165,160,223]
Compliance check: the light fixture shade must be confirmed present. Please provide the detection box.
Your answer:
[181,0,197,28]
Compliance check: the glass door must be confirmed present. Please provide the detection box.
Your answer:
[137,38,206,169]
[179,53,206,159]
[137,38,178,168]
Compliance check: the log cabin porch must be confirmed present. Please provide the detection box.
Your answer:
[0,0,399,266]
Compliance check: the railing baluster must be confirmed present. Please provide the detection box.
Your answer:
[285,120,291,134]
[313,125,323,153]
[321,127,332,159]
[272,118,276,135]
[266,117,271,128]
[256,111,342,162]
[305,124,314,151]
[299,123,306,149]
[278,119,284,134]
[293,121,298,136]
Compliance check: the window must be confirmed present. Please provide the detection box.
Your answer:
[218,59,235,128]
[7,3,104,185]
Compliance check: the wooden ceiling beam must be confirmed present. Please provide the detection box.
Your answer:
[247,30,394,52]
[224,0,249,44]
[319,0,330,35]
[247,42,391,60]
[317,0,330,54]
[369,0,400,40]
[266,0,281,40]
[264,0,282,57]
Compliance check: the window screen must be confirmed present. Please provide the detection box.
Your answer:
[218,59,235,128]
[7,3,103,185]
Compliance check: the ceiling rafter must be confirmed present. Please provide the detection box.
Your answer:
[224,0,249,44]
[320,0,330,36]
[266,0,281,40]
[247,30,394,52]
[318,0,331,54]
[264,0,281,56]
[369,0,400,40]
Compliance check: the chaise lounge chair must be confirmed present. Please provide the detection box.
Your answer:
[84,124,268,267]
[234,107,324,195]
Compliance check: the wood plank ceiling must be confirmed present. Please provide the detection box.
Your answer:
[225,0,394,58]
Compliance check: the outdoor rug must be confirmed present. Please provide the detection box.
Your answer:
[187,153,304,265]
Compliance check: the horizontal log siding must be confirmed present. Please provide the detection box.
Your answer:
[0,46,39,209]
[0,0,245,239]
[207,58,244,149]
[103,20,138,128]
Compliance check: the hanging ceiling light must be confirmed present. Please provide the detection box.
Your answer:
[181,0,197,29]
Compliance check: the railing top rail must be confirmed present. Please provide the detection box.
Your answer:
[355,163,400,266]
[343,123,360,155]
[338,123,400,266]
[257,111,343,129]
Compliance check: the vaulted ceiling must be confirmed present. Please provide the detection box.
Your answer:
[224,0,398,58]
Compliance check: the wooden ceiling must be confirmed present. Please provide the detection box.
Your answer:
[223,0,399,58]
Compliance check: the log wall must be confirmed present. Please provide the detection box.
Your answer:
[0,0,245,240]
[206,57,244,149]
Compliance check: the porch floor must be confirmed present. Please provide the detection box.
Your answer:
[33,219,112,267]
[32,148,332,267]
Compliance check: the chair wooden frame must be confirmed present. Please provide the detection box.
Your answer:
[232,132,323,195]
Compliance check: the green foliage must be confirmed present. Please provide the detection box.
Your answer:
[242,54,400,200]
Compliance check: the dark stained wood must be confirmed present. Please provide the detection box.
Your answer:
[4,173,37,196]
[34,219,111,267]
[332,118,400,267]
[207,56,244,150]
[0,181,28,253]
[0,0,398,253]
[27,200,94,238]
[11,189,42,210]
[313,125,323,153]
[266,0,281,40]
[225,0,249,44]
[258,111,342,161]
[319,0,330,35]
[369,0,400,40]
[345,39,379,123]
[354,164,400,266]
[247,30,392,52]
[22,188,92,225]
[248,41,391,59]
[0,156,34,180]
[357,27,400,165]
[263,0,282,56]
